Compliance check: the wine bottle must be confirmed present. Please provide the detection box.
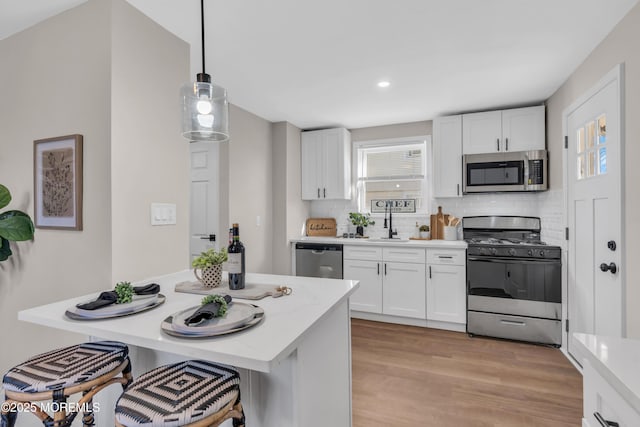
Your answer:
[227,223,245,290]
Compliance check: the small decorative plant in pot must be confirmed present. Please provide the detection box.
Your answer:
[419,224,430,239]
[192,247,228,288]
[349,212,375,237]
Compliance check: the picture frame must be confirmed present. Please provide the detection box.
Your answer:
[33,134,83,230]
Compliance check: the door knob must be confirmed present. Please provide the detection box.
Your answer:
[599,262,617,274]
[607,240,617,251]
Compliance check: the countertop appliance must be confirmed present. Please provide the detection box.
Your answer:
[295,242,343,279]
[463,149,547,193]
[463,216,561,346]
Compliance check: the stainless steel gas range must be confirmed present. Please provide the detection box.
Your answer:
[463,216,562,346]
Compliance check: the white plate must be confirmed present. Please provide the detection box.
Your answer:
[65,295,165,320]
[73,294,159,317]
[170,302,260,335]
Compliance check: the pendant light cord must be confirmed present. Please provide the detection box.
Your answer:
[200,0,206,75]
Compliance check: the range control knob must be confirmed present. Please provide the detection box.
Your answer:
[539,250,545,257]
[508,248,516,256]
[490,248,497,256]
[527,249,533,256]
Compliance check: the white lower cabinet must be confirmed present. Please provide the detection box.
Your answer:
[344,246,426,319]
[583,359,640,427]
[344,259,383,313]
[426,249,467,324]
[383,261,426,319]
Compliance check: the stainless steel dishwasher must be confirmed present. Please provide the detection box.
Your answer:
[295,243,343,279]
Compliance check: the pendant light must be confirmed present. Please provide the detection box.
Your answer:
[180,0,229,142]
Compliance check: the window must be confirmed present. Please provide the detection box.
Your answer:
[355,137,429,213]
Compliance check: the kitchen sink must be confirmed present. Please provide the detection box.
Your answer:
[366,238,410,242]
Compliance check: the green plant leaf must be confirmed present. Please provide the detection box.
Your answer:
[0,185,10,210]
[0,237,11,261]
[0,210,35,241]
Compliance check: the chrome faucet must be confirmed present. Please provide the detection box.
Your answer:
[384,200,398,239]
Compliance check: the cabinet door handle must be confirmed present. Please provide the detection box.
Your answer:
[505,137,509,151]
[377,263,380,275]
[457,183,460,196]
[429,266,432,279]
[438,256,453,259]
[317,188,320,198]
[384,263,387,275]
[323,188,326,198]
[594,412,619,427]
[496,138,500,151]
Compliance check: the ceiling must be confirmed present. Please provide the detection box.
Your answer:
[1,0,638,130]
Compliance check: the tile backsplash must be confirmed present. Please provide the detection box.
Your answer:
[309,189,565,247]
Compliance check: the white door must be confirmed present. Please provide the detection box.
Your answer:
[344,259,383,313]
[300,131,321,200]
[566,65,624,362]
[462,110,502,154]
[432,115,463,198]
[382,261,426,319]
[501,105,546,152]
[427,265,466,324]
[190,142,219,260]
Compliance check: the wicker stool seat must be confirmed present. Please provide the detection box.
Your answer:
[115,360,245,427]
[1,341,132,427]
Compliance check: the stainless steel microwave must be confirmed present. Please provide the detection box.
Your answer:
[463,150,548,193]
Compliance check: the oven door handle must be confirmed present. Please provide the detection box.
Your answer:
[467,256,560,265]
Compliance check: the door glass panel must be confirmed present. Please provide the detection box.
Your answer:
[577,155,586,180]
[599,147,607,174]
[598,115,606,145]
[577,127,585,153]
[586,121,595,149]
[587,151,596,177]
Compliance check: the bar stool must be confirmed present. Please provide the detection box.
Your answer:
[114,360,245,427]
[1,341,132,427]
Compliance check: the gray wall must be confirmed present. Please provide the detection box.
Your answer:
[272,122,309,275]
[546,2,640,337]
[227,104,274,273]
[0,0,190,377]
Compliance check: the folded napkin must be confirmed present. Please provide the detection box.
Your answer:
[76,283,160,310]
[184,295,232,326]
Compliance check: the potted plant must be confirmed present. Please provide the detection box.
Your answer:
[419,224,430,239]
[349,212,375,237]
[0,184,35,262]
[192,247,228,288]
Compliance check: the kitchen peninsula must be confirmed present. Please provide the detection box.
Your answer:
[18,270,359,427]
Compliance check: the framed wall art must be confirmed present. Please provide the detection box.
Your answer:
[33,134,83,230]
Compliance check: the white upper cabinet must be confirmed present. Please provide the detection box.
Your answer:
[301,128,351,200]
[462,106,545,154]
[501,106,546,152]
[432,115,463,198]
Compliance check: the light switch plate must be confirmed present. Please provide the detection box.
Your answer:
[151,203,176,226]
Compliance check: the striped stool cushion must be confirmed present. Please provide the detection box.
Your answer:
[3,341,128,393]
[115,360,240,427]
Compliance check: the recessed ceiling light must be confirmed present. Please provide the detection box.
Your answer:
[377,81,390,88]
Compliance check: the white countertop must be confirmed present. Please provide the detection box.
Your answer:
[19,270,359,373]
[573,332,640,412]
[291,236,467,249]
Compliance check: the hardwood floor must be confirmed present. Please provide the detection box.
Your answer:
[351,319,582,426]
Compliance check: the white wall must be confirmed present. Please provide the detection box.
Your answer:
[0,0,112,377]
[0,0,190,379]
[546,1,640,337]
[227,104,274,273]
[272,122,309,275]
[110,0,190,281]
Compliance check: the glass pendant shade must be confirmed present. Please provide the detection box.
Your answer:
[181,74,229,142]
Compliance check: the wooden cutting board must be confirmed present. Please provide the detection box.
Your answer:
[306,218,337,236]
[175,281,290,299]
[430,207,449,240]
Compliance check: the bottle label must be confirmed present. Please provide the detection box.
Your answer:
[227,253,242,274]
